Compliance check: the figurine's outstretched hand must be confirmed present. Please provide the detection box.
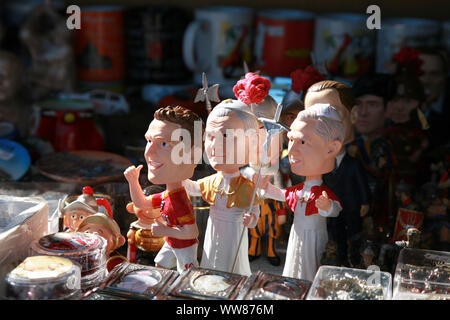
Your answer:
[243,211,256,227]
[124,164,143,185]
[315,191,332,212]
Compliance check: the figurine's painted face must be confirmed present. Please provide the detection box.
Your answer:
[287,119,338,178]
[354,94,386,137]
[419,53,447,103]
[78,224,118,255]
[205,113,250,173]
[386,97,419,124]
[144,119,196,185]
[63,210,91,232]
[305,89,354,147]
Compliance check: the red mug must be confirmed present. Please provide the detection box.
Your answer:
[254,9,315,77]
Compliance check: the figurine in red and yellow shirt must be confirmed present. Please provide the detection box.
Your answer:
[124,106,203,273]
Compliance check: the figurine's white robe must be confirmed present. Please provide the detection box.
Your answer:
[183,171,259,276]
[265,179,341,281]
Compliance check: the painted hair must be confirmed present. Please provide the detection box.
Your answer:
[207,99,259,131]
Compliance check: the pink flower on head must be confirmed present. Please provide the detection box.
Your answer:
[233,72,271,105]
[290,66,325,93]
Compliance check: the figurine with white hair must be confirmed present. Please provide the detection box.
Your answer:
[263,103,345,281]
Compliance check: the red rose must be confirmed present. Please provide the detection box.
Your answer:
[290,66,325,93]
[233,72,271,105]
[392,47,423,76]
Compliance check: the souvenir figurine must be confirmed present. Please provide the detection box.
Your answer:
[351,73,396,230]
[384,47,430,187]
[262,103,345,281]
[320,240,339,267]
[395,227,421,249]
[19,2,76,100]
[124,106,202,274]
[305,80,371,267]
[417,47,450,149]
[182,98,262,276]
[58,186,113,232]
[77,213,127,272]
[126,184,166,265]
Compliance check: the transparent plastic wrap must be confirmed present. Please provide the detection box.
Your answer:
[393,248,450,300]
[0,195,48,299]
[237,271,311,300]
[306,266,392,300]
[30,232,107,291]
[0,182,81,233]
[5,256,81,300]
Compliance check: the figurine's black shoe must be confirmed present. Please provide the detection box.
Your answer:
[267,256,281,266]
[248,254,260,262]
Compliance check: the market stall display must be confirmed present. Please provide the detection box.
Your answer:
[393,248,450,300]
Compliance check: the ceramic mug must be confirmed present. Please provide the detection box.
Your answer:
[182,6,254,85]
[312,13,376,80]
[376,18,440,74]
[254,9,315,77]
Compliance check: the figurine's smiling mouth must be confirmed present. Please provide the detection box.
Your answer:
[148,160,163,170]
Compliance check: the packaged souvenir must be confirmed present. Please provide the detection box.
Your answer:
[393,248,450,300]
[5,256,81,300]
[307,266,392,300]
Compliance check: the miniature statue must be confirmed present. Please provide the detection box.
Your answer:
[126,184,166,265]
[262,103,345,281]
[395,227,421,249]
[0,50,31,139]
[58,186,113,232]
[19,2,76,100]
[77,213,127,272]
[124,106,202,274]
[352,73,395,230]
[359,245,376,269]
[305,80,371,267]
[320,240,339,267]
[182,99,261,276]
[384,47,430,186]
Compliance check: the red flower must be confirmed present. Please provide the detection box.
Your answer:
[392,47,424,76]
[290,66,325,93]
[233,72,271,105]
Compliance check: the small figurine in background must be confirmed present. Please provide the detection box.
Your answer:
[320,240,339,267]
[126,184,166,265]
[359,245,377,269]
[262,104,344,281]
[124,106,202,274]
[19,2,76,100]
[58,186,113,232]
[77,213,127,272]
[305,80,371,267]
[395,227,421,249]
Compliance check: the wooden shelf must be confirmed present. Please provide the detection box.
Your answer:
[69,0,449,21]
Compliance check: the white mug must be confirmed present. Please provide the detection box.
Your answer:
[183,6,254,85]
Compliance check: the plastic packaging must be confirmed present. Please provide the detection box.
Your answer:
[5,256,81,300]
[393,248,450,300]
[307,266,392,300]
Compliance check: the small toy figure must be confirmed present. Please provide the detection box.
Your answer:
[19,2,75,100]
[305,80,371,267]
[320,240,339,267]
[126,184,166,265]
[395,227,421,249]
[124,106,202,274]
[182,99,261,276]
[77,213,127,272]
[417,47,450,149]
[263,104,345,281]
[384,47,430,186]
[58,186,113,232]
[352,73,396,231]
